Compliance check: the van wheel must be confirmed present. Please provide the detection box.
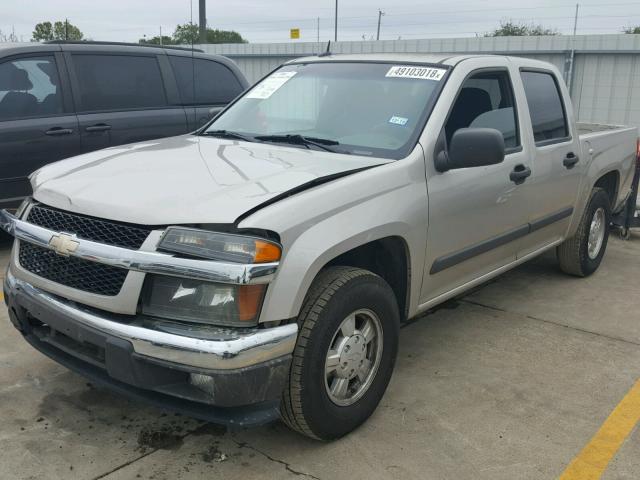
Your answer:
[557,187,611,277]
[280,267,399,440]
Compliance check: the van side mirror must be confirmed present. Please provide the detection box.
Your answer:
[435,128,505,172]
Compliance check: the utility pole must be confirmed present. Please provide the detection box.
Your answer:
[567,3,579,92]
[334,0,338,42]
[159,26,163,46]
[317,17,320,43]
[64,18,69,41]
[376,10,385,41]
[198,0,207,44]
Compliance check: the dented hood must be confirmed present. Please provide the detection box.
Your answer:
[31,135,389,225]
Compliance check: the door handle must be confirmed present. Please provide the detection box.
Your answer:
[85,124,112,132]
[510,164,532,185]
[45,127,73,136]
[563,152,579,169]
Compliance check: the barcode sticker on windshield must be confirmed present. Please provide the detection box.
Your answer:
[386,66,447,81]
[246,71,297,99]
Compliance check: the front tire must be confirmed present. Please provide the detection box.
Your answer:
[557,187,611,277]
[280,267,400,440]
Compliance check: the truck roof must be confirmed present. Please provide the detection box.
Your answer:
[287,53,546,68]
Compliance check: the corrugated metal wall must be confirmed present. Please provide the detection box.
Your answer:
[194,34,640,127]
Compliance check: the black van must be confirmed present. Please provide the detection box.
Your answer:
[0,42,249,210]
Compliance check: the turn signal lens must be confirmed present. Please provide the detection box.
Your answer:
[159,227,281,264]
[254,240,282,263]
[238,284,267,321]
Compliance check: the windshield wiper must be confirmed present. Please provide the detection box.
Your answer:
[254,134,339,153]
[201,130,255,143]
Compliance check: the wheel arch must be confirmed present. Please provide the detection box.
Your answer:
[324,236,411,320]
[593,170,620,210]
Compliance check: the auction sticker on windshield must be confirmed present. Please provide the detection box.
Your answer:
[246,71,297,99]
[386,66,447,81]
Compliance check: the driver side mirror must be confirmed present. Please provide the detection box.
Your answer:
[435,128,505,172]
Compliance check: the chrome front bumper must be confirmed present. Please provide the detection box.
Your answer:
[4,271,297,370]
[1,207,298,371]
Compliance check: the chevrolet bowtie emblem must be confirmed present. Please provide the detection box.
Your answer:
[48,233,79,257]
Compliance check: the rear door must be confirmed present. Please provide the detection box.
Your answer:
[0,52,80,208]
[65,50,188,152]
[168,55,245,130]
[514,66,583,256]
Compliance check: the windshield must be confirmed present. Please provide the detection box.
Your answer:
[204,62,448,159]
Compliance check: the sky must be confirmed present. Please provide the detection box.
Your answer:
[2,0,640,44]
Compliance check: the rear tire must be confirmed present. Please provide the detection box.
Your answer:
[557,187,611,277]
[280,266,400,440]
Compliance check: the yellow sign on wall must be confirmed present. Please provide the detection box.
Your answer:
[290,28,300,39]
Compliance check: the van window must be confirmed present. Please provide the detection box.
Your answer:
[445,70,519,149]
[520,71,569,143]
[169,57,243,105]
[0,56,63,120]
[72,54,167,112]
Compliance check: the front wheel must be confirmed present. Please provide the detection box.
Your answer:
[280,267,400,440]
[557,187,611,277]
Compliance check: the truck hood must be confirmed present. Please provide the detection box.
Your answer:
[31,135,390,225]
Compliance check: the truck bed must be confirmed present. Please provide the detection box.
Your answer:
[577,122,637,135]
[577,122,638,213]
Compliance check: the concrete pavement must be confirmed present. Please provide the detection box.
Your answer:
[0,231,639,479]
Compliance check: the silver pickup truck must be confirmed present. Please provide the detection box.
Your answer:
[1,54,638,440]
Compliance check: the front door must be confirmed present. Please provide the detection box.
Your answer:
[0,53,80,208]
[420,66,533,304]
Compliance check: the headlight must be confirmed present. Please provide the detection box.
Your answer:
[142,274,266,327]
[158,227,281,263]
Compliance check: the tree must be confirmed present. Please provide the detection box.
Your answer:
[172,23,247,44]
[485,20,559,37]
[32,22,54,41]
[172,23,200,44]
[32,20,83,41]
[206,29,247,43]
[139,35,175,45]
[53,21,83,40]
[623,26,640,34]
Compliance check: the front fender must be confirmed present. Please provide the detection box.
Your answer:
[240,151,429,323]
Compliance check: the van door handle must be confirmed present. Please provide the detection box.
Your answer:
[563,152,579,169]
[85,124,112,132]
[510,164,532,185]
[45,127,73,136]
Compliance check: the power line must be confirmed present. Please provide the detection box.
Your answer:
[203,2,640,27]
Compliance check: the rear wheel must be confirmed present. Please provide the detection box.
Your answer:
[557,187,611,277]
[280,266,400,440]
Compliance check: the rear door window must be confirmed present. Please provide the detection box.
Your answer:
[520,71,569,144]
[0,56,64,120]
[169,56,243,105]
[71,54,167,112]
[445,70,520,149]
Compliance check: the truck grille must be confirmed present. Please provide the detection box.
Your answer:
[18,204,152,296]
[19,242,128,296]
[27,205,152,250]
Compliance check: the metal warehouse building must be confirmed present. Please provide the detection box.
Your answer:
[196,33,640,129]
